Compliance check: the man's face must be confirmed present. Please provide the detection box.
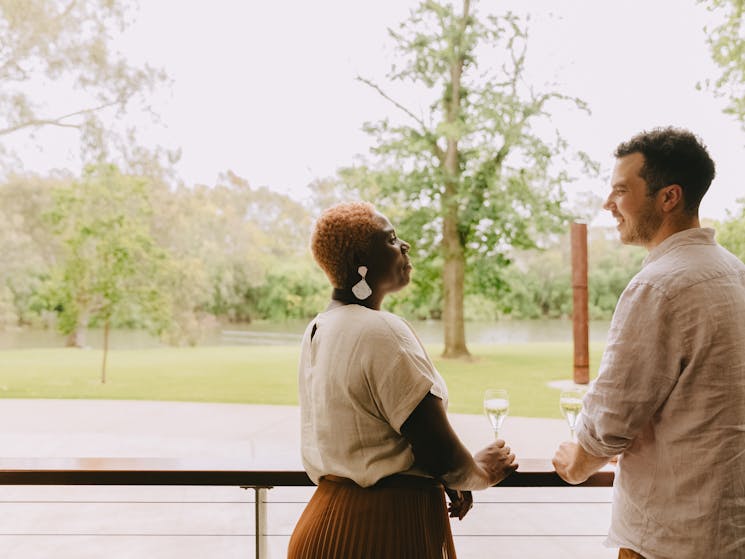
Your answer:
[604,152,663,247]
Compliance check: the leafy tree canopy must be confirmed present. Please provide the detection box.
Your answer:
[700,0,745,127]
[0,0,166,165]
[42,164,172,348]
[340,0,597,355]
[717,199,745,261]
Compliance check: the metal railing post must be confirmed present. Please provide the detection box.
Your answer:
[243,485,272,559]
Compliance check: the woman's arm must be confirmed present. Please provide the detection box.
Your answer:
[400,392,518,491]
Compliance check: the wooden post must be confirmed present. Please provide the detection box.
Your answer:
[571,222,589,384]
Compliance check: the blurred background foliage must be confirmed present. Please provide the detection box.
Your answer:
[2,0,744,348]
[2,164,742,345]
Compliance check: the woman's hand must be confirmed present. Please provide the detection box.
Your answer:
[474,439,518,486]
[444,487,473,520]
[402,394,520,490]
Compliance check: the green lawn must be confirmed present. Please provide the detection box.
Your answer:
[0,343,604,418]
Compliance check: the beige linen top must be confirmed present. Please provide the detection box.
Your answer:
[576,228,745,559]
[298,304,448,487]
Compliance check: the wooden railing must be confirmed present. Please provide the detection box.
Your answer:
[0,458,614,558]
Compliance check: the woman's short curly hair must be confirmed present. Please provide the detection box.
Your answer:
[311,202,379,289]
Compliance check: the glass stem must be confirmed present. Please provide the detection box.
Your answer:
[570,428,576,442]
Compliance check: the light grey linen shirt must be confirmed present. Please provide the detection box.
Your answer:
[576,228,745,559]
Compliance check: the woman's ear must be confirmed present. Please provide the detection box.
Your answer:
[344,253,364,286]
[352,251,368,272]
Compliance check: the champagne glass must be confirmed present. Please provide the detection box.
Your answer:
[483,389,509,440]
[559,388,586,442]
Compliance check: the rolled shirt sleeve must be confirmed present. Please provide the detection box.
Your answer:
[362,316,444,434]
[577,280,685,458]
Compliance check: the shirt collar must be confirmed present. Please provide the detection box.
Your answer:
[643,227,716,267]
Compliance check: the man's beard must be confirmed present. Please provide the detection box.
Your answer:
[620,199,663,245]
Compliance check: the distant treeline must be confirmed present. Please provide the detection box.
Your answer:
[1,167,743,345]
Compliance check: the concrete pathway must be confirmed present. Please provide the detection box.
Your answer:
[0,400,616,558]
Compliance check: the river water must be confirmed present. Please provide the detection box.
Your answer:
[0,319,611,350]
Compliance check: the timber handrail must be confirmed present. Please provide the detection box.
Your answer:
[0,457,614,558]
[0,458,614,487]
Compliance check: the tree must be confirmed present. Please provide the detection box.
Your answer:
[700,0,745,128]
[45,164,171,382]
[0,0,165,163]
[344,1,595,357]
[500,244,572,319]
[690,0,745,256]
[0,173,66,328]
[717,199,745,261]
[146,171,314,340]
[250,258,329,321]
[587,229,645,319]
[496,227,644,321]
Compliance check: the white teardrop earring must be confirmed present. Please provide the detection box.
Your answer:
[351,265,372,300]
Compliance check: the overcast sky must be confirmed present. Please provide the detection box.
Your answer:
[11,0,745,224]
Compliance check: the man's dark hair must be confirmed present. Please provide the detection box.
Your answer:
[614,127,716,214]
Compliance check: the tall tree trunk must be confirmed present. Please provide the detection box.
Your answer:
[66,311,89,348]
[442,202,469,358]
[101,319,110,384]
[441,0,471,358]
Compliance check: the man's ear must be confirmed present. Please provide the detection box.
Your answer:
[660,184,684,213]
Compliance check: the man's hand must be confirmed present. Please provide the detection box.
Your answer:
[552,441,609,485]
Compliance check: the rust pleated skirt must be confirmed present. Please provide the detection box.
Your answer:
[287,474,457,559]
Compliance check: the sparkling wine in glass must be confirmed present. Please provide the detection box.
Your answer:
[483,389,509,440]
[559,388,585,442]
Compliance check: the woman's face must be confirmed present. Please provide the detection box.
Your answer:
[363,212,411,296]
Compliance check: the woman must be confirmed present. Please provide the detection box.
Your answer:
[288,202,517,559]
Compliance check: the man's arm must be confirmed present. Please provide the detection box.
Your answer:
[555,282,682,469]
[552,441,610,485]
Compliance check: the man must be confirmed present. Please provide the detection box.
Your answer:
[553,127,745,559]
